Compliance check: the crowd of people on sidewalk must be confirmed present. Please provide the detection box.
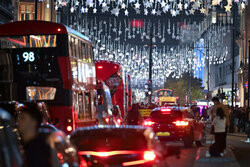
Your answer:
[229,106,250,134]
[202,97,250,157]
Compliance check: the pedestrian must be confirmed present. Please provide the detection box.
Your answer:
[245,108,250,143]
[17,102,53,167]
[238,108,246,133]
[209,107,226,157]
[212,97,229,151]
[125,104,142,125]
[232,107,239,132]
[202,106,208,120]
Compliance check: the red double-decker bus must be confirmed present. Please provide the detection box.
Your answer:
[0,21,97,133]
[95,60,131,118]
[127,75,132,111]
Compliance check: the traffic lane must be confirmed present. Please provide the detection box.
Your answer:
[227,135,250,167]
[164,142,198,167]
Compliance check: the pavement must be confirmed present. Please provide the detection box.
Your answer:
[228,132,247,138]
[193,146,240,167]
[164,130,250,167]
[193,133,241,167]
[227,134,250,167]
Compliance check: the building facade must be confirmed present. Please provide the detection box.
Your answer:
[0,0,14,24]
[17,0,56,21]
[202,6,240,106]
[237,4,250,107]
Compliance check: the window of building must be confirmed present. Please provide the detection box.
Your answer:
[19,3,34,21]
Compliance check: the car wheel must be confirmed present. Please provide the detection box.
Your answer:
[183,130,193,148]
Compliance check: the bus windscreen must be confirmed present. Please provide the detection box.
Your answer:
[157,90,173,97]
[0,35,57,48]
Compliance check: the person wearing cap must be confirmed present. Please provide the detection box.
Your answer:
[17,102,53,167]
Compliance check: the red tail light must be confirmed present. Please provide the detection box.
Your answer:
[118,118,122,124]
[143,121,155,126]
[97,65,103,69]
[105,118,110,123]
[173,120,189,126]
[80,160,88,167]
[161,108,171,114]
[143,151,156,161]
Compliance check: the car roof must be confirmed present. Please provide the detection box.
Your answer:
[71,125,152,138]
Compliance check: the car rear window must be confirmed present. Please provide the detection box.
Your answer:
[149,110,182,119]
[71,131,148,151]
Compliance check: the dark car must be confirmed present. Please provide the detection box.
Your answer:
[143,107,197,147]
[70,126,175,167]
[0,108,23,167]
[39,126,79,167]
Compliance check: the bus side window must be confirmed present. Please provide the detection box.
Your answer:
[85,44,89,62]
[73,91,79,115]
[71,59,78,83]
[71,37,75,58]
[81,42,86,62]
[89,45,94,63]
[79,40,83,60]
[75,38,79,59]
[78,93,84,119]
[88,45,92,63]
[84,93,91,119]
[68,36,72,57]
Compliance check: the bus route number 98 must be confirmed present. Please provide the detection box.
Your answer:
[23,51,35,62]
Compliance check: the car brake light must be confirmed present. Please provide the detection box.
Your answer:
[173,120,189,126]
[57,153,63,160]
[105,118,110,123]
[161,108,171,114]
[97,65,103,69]
[118,118,122,124]
[144,151,156,161]
[80,159,88,167]
[143,121,155,126]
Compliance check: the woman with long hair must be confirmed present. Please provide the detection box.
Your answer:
[209,107,226,156]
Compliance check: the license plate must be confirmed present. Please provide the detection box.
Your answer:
[156,132,170,136]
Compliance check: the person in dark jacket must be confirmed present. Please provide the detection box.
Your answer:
[17,102,53,167]
[126,104,142,125]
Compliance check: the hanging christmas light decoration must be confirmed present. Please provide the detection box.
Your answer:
[80,14,234,91]
[55,0,247,17]
[55,0,242,94]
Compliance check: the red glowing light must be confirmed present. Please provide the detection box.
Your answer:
[57,153,63,160]
[143,151,156,161]
[173,120,189,126]
[144,121,155,126]
[105,118,110,123]
[130,19,144,28]
[78,150,141,157]
[97,66,103,69]
[118,118,122,124]
[160,108,171,114]
[57,28,62,32]
[80,160,88,167]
